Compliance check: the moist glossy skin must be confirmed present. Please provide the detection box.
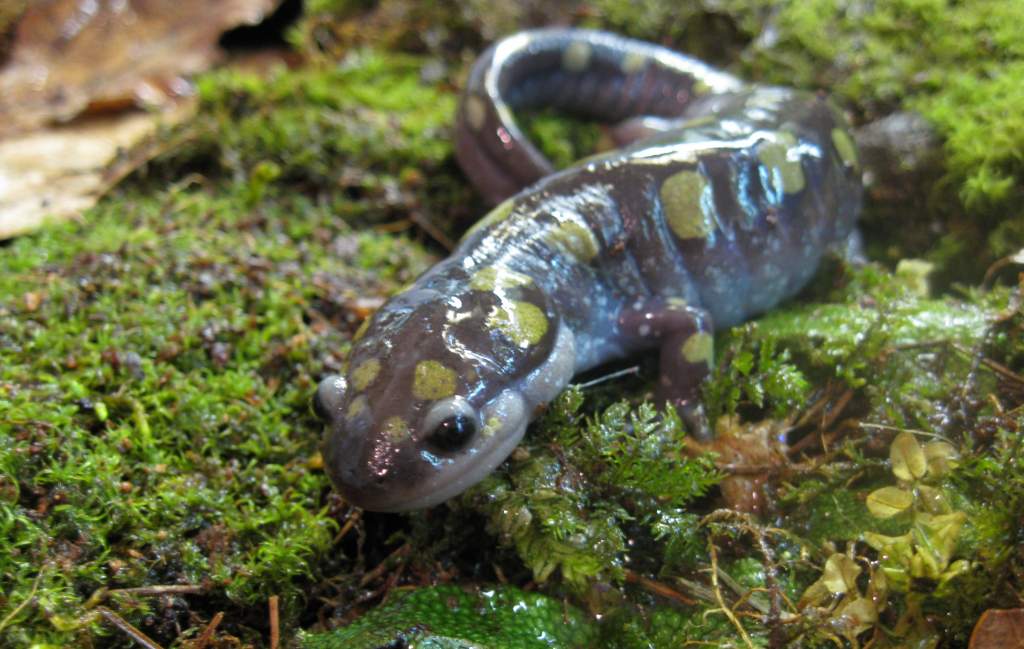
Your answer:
[317,28,862,512]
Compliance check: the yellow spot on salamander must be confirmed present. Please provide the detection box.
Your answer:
[543,219,600,262]
[382,416,410,442]
[351,358,381,391]
[462,197,515,241]
[352,318,371,342]
[682,115,716,129]
[465,94,486,131]
[621,51,646,74]
[758,132,805,194]
[831,127,858,169]
[660,170,712,240]
[412,360,458,401]
[470,266,533,292]
[481,416,501,438]
[681,332,714,366]
[562,41,591,72]
[347,395,367,420]
[488,300,549,347]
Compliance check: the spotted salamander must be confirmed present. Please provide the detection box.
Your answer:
[315,28,862,512]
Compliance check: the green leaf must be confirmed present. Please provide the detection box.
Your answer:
[923,440,959,477]
[822,553,861,595]
[867,486,914,518]
[891,432,927,481]
[833,596,878,639]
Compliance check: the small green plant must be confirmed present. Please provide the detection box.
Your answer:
[863,431,968,593]
[799,431,968,648]
[463,389,720,587]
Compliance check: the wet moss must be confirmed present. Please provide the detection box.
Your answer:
[301,584,598,648]
[0,173,435,645]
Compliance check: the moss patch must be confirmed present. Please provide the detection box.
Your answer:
[300,584,597,648]
[0,43,443,647]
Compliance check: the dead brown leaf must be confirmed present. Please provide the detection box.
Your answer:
[0,0,281,136]
[970,609,1024,649]
[0,0,284,238]
[0,101,193,239]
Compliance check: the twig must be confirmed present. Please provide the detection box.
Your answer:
[359,543,411,588]
[714,567,769,616]
[83,583,205,613]
[977,355,1024,386]
[269,595,280,649]
[787,388,854,457]
[333,508,361,544]
[107,584,206,598]
[410,211,455,251]
[672,576,717,603]
[749,525,789,648]
[818,389,854,432]
[858,422,944,439]
[625,570,697,606]
[0,571,43,633]
[97,606,164,649]
[192,612,223,649]
[707,539,756,649]
[374,218,412,234]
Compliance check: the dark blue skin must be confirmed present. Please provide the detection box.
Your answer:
[315,29,862,512]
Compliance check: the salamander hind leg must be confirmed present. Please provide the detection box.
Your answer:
[618,297,714,440]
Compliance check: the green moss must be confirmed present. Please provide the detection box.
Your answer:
[705,262,1000,428]
[0,169,435,645]
[300,584,597,648]
[461,389,720,588]
[585,0,751,63]
[520,111,604,171]
[597,606,736,648]
[177,49,476,235]
[918,60,1024,209]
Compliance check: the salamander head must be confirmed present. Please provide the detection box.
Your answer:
[316,271,575,512]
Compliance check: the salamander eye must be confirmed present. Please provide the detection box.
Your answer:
[313,375,347,421]
[422,396,479,453]
[427,414,477,452]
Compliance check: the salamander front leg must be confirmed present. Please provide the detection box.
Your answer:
[618,297,714,440]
